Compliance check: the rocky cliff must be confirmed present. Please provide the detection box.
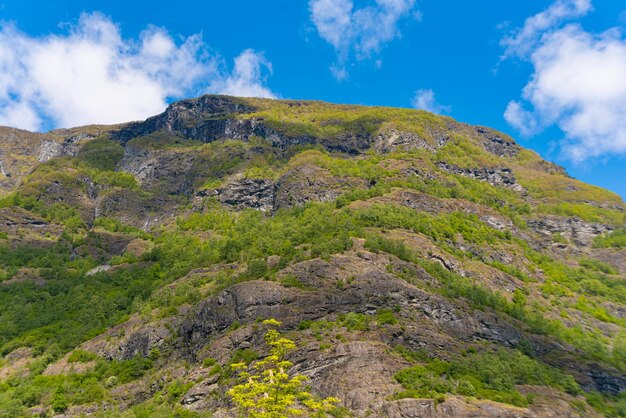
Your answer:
[0,95,625,417]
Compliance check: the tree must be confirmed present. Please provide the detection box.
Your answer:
[228,319,340,417]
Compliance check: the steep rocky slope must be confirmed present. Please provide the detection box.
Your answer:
[0,95,625,417]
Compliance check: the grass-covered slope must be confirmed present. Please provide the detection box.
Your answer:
[0,95,625,417]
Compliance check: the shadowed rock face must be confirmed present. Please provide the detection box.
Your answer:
[111,95,381,154]
[196,165,370,213]
[214,179,275,212]
[112,96,258,143]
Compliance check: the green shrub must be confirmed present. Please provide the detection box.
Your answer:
[394,348,580,406]
[579,258,618,275]
[594,228,626,248]
[281,274,312,290]
[67,350,97,363]
[338,312,370,331]
[77,137,124,171]
[376,308,398,325]
[230,348,259,366]
[246,259,268,279]
[203,357,217,368]
[52,391,68,413]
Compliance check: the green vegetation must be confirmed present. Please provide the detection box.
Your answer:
[242,98,447,144]
[516,166,624,226]
[177,202,357,264]
[228,319,340,417]
[394,347,580,407]
[1,96,625,416]
[356,203,512,246]
[126,131,204,150]
[538,202,624,226]
[76,136,125,171]
[0,354,153,416]
[67,350,98,363]
[595,227,626,248]
[364,235,625,371]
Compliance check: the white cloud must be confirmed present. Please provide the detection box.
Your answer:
[503,1,626,162]
[211,49,276,98]
[309,0,353,54]
[501,0,592,59]
[309,0,417,79]
[503,101,538,137]
[0,13,276,131]
[411,89,450,114]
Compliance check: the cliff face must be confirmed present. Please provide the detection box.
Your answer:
[1,95,625,417]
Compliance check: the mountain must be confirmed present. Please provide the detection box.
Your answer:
[1,95,625,417]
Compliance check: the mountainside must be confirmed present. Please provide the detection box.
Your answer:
[1,95,626,417]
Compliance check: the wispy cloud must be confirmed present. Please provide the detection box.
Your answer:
[211,49,275,98]
[0,13,276,131]
[411,89,450,114]
[503,0,626,162]
[309,0,418,79]
[501,0,592,59]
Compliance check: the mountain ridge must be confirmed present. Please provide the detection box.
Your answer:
[0,94,625,417]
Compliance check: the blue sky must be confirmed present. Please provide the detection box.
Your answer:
[0,0,625,199]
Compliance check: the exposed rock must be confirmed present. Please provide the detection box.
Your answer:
[118,144,155,183]
[379,189,515,232]
[589,248,626,274]
[380,388,597,417]
[112,95,369,154]
[380,397,536,418]
[437,162,525,192]
[0,347,33,380]
[474,126,521,157]
[0,160,9,177]
[587,200,625,212]
[114,95,257,143]
[575,364,626,395]
[27,407,49,417]
[43,355,96,376]
[200,166,370,212]
[31,174,97,225]
[72,230,134,263]
[0,206,48,230]
[1,95,624,417]
[214,178,275,212]
[124,238,154,258]
[0,206,63,247]
[85,265,111,276]
[274,164,368,210]
[97,188,180,229]
[292,340,408,413]
[38,133,86,162]
[527,216,613,247]
[174,251,625,398]
[381,398,437,418]
[374,127,446,153]
[0,128,47,193]
[81,315,176,361]
[56,403,109,417]
[181,374,221,410]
